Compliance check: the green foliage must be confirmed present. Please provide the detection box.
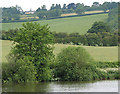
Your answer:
[2,7,21,22]
[86,32,118,46]
[76,4,85,14]
[107,8,118,31]
[53,31,118,46]
[102,2,118,10]
[3,22,54,83]
[54,47,96,81]
[107,70,120,79]
[1,29,18,40]
[47,9,62,18]
[54,46,119,81]
[50,4,61,10]
[95,70,108,80]
[2,56,37,83]
[93,62,119,68]
[76,8,85,14]
[87,21,111,33]
[37,11,47,19]
[2,28,118,46]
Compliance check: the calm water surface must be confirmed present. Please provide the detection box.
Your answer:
[2,80,118,92]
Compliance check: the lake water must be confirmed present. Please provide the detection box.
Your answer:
[2,80,118,92]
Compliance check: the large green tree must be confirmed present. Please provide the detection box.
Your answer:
[37,11,47,19]
[9,22,54,82]
[2,7,21,21]
[87,21,111,33]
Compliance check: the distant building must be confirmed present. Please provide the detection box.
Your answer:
[25,11,35,15]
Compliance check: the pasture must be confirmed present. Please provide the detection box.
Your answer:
[1,40,118,62]
[2,14,108,34]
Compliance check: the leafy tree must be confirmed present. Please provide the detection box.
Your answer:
[76,6,85,14]
[2,7,21,21]
[37,11,47,19]
[55,4,61,9]
[86,33,101,46]
[50,4,55,10]
[67,3,76,9]
[36,7,41,12]
[50,4,61,10]
[54,47,97,81]
[41,5,47,11]
[87,21,111,33]
[15,5,24,14]
[47,9,62,18]
[92,2,100,7]
[63,4,67,9]
[9,22,54,82]
[102,2,118,10]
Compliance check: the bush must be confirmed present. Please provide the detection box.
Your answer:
[95,70,108,80]
[107,70,120,80]
[2,56,37,83]
[93,61,119,68]
[1,29,18,40]
[54,47,99,81]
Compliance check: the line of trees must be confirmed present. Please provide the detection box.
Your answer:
[52,21,118,46]
[35,2,118,19]
[1,21,119,46]
[2,2,118,22]
[53,31,118,46]
[51,21,118,46]
[2,5,23,22]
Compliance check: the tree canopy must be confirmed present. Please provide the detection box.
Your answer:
[87,21,111,33]
[2,6,21,21]
[6,22,54,82]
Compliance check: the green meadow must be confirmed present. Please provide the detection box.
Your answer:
[2,14,108,34]
[1,40,118,62]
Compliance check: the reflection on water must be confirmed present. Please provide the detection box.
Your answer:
[2,80,118,92]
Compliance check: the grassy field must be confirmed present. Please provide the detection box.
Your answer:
[2,14,108,34]
[1,40,118,62]
[1,40,13,62]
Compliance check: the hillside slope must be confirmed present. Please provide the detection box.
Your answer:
[2,14,108,34]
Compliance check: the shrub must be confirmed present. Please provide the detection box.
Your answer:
[2,56,37,83]
[96,70,108,80]
[54,47,98,81]
[93,61,119,68]
[107,70,120,80]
